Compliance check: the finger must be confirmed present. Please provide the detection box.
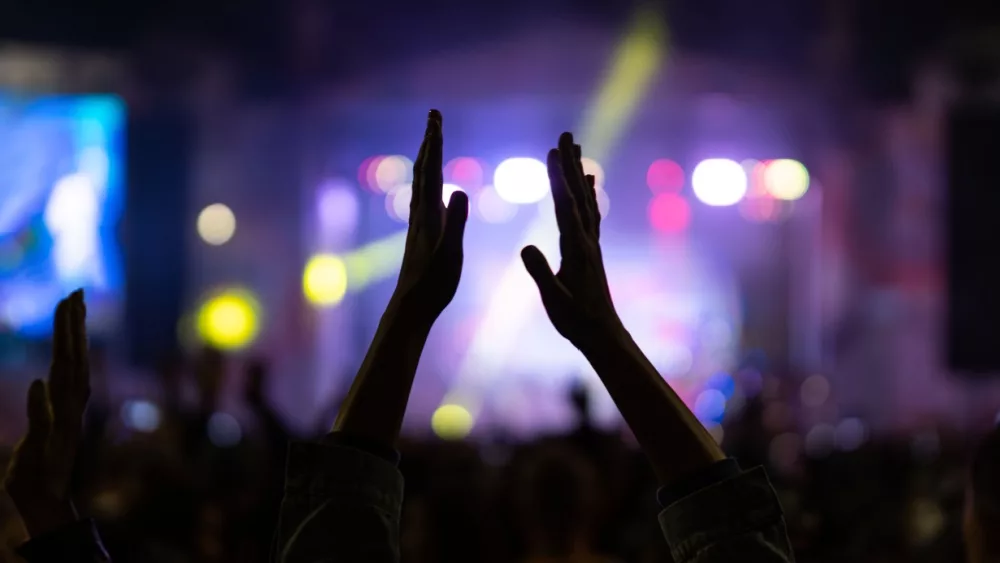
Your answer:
[559,134,592,232]
[410,127,430,217]
[422,110,444,224]
[577,147,599,234]
[70,289,90,398]
[49,298,73,405]
[24,379,52,447]
[441,190,469,249]
[431,190,469,282]
[546,149,583,238]
[587,174,601,238]
[521,245,563,305]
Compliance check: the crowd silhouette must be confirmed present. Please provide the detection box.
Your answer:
[1,110,998,563]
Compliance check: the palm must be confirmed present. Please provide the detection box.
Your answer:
[523,133,620,349]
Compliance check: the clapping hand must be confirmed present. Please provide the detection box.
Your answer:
[4,290,90,537]
[521,132,622,351]
[333,110,469,444]
[391,109,469,327]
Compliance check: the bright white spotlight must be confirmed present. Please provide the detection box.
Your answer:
[443,183,465,205]
[493,158,549,204]
[691,159,747,207]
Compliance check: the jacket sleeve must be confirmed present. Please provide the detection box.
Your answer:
[273,441,403,563]
[658,466,794,563]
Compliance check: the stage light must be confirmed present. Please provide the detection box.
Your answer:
[648,192,690,233]
[208,412,242,447]
[691,159,747,206]
[763,159,809,201]
[494,157,549,204]
[317,181,359,234]
[835,418,867,451]
[196,289,261,351]
[431,404,474,440]
[476,186,517,223]
[693,388,727,422]
[647,158,684,193]
[445,157,485,189]
[197,203,237,246]
[374,155,412,193]
[120,400,161,432]
[443,183,465,205]
[386,184,412,222]
[580,157,605,188]
[359,155,384,191]
[303,254,348,306]
[800,374,830,407]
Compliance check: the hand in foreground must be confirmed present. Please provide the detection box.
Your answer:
[333,110,468,444]
[392,109,469,326]
[521,132,618,350]
[4,290,90,537]
[523,133,724,485]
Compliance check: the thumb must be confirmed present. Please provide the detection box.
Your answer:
[25,379,51,447]
[521,245,560,301]
[441,190,469,251]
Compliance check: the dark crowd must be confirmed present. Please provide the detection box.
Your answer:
[2,114,999,563]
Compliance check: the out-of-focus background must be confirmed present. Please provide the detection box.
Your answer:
[2,0,1000,561]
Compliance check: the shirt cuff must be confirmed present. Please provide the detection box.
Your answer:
[656,458,742,508]
[321,432,401,466]
[16,519,110,563]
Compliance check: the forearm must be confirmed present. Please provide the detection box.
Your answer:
[582,326,724,485]
[333,299,430,445]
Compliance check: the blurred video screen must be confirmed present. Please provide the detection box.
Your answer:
[0,94,125,336]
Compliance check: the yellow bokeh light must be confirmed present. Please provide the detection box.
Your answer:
[303,254,348,306]
[196,289,261,350]
[197,203,236,245]
[763,159,810,201]
[431,404,474,440]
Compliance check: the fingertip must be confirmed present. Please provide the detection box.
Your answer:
[546,149,565,175]
[448,189,469,212]
[559,132,574,147]
[520,245,546,269]
[27,379,46,417]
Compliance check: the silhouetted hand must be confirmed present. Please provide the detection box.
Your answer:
[391,110,469,325]
[522,133,620,350]
[4,290,90,537]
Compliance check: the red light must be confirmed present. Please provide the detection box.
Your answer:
[647,159,685,193]
[358,155,385,192]
[648,193,691,234]
[445,157,485,189]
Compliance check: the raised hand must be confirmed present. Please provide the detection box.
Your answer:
[523,133,724,486]
[333,110,468,445]
[392,109,469,326]
[4,290,90,537]
[521,132,620,350]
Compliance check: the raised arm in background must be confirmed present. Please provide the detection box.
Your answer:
[4,290,111,562]
[275,110,468,563]
[522,133,794,563]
